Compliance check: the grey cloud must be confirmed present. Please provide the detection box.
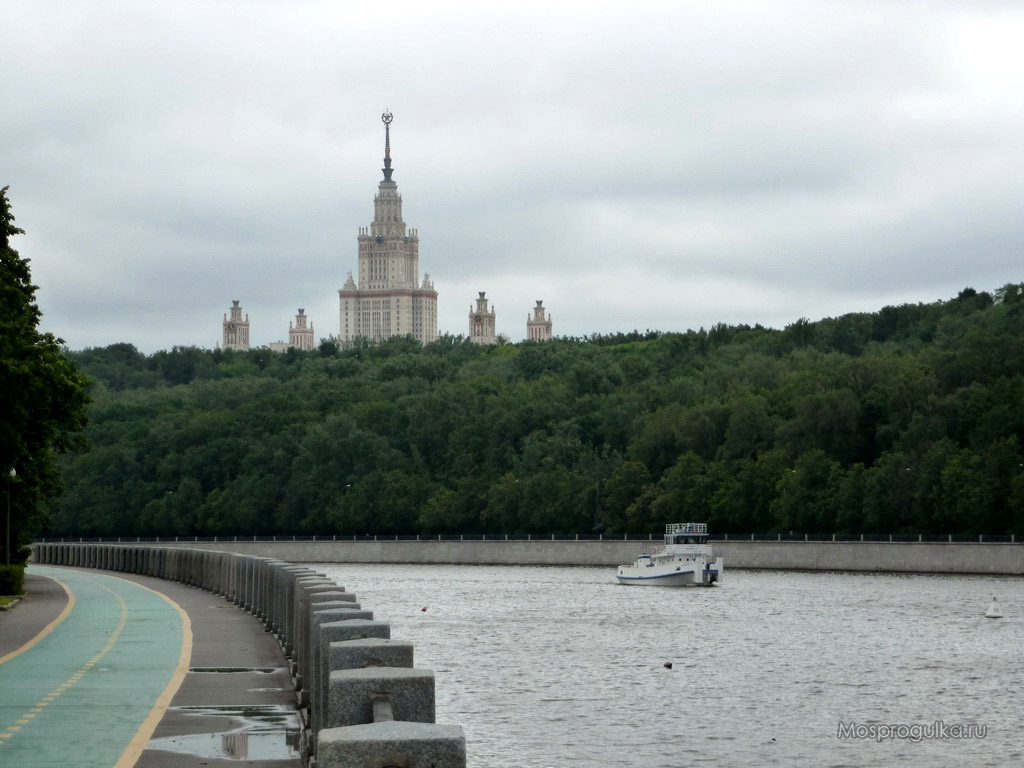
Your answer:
[2,1,1022,351]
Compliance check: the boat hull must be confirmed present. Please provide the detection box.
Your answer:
[615,559,722,587]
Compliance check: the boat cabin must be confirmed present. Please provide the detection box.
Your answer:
[664,522,709,546]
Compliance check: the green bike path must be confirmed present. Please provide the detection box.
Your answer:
[0,566,189,768]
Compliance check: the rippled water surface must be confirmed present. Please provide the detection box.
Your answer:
[313,564,1023,767]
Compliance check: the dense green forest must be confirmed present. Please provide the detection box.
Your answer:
[50,284,1024,539]
[2,186,89,566]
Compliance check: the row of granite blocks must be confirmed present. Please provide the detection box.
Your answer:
[31,542,468,768]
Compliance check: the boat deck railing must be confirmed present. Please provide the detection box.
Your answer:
[666,523,707,535]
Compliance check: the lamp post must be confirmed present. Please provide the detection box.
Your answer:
[5,468,15,567]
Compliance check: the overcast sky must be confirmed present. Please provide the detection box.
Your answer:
[3,1,1022,352]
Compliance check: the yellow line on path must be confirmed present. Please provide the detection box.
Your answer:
[0,576,128,745]
[0,577,75,666]
[0,569,193,766]
[112,579,193,768]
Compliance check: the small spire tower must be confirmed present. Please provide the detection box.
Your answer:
[527,300,552,341]
[469,292,497,345]
[289,308,315,350]
[222,300,250,350]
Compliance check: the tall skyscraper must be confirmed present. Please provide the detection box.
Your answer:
[222,300,250,350]
[526,300,552,341]
[339,111,438,345]
[469,291,497,345]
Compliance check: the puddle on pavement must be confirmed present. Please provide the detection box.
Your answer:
[145,704,303,761]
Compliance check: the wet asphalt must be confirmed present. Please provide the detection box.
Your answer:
[0,566,304,768]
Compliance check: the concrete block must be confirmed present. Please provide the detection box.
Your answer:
[309,612,377,734]
[311,600,362,613]
[321,638,415,735]
[317,721,466,768]
[328,638,414,673]
[266,561,297,632]
[294,581,341,674]
[290,576,334,656]
[242,556,255,609]
[279,567,316,649]
[326,667,434,728]
[312,591,357,604]
[276,565,310,634]
[253,556,274,619]
[307,593,360,678]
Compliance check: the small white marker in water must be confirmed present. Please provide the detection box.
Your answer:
[985,596,1003,619]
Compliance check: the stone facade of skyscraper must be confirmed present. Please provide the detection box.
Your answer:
[222,300,250,350]
[289,308,315,350]
[339,112,438,346]
[469,291,497,345]
[526,300,552,341]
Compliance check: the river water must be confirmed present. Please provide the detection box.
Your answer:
[313,564,1023,767]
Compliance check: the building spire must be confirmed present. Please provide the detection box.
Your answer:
[381,109,394,182]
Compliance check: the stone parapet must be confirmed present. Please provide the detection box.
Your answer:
[30,542,467,768]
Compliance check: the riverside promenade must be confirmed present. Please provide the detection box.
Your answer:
[0,565,303,767]
[24,543,467,767]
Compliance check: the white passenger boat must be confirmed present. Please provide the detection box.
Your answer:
[616,523,723,586]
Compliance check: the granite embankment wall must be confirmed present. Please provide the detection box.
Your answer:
[109,538,1024,575]
[31,542,467,768]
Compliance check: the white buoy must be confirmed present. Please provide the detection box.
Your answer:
[985,596,1003,619]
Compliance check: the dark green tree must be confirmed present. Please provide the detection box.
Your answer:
[48,277,1024,539]
[0,187,89,563]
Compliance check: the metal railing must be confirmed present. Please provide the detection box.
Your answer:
[35,532,1019,544]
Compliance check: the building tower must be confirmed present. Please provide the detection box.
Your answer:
[339,111,438,346]
[222,300,250,350]
[289,308,315,351]
[526,300,552,341]
[469,291,497,345]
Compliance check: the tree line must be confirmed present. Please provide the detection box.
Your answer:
[1,187,89,566]
[51,283,1024,539]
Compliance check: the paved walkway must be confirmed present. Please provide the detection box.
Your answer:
[0,566,303,768]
